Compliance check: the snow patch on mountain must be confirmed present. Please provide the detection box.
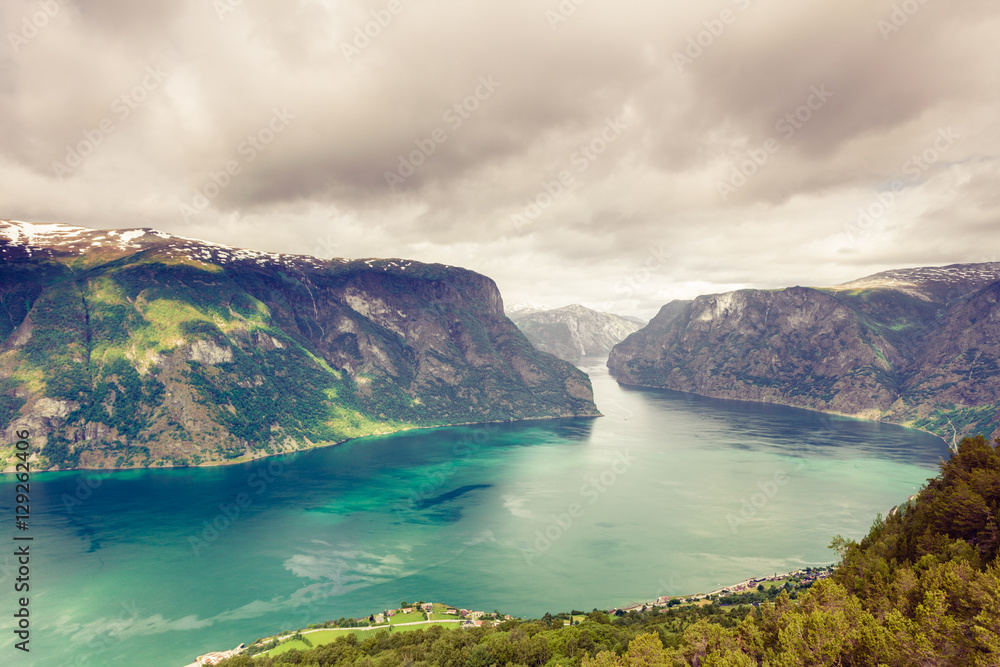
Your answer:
[833,263,1000,302]
[0,219,343,269]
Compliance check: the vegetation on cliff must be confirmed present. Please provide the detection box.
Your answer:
[609,265,1000,443]
[0,222,598,470]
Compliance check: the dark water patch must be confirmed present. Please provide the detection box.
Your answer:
[413,484,492,510]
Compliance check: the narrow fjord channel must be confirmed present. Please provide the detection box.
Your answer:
[0,357,949,666]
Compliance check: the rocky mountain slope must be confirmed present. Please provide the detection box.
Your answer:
[509,304,643,363]
[0,220,598,471]
[608,263,1000,444]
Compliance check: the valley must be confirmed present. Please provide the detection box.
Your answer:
[1,221,996,667]
[0,355,949,667]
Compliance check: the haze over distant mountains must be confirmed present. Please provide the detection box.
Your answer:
[609,263,1000,444]
[0,220,598,471]
[508,304,643,363]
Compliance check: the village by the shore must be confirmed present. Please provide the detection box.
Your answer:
[187,603,512,666]
[186,567,834,665]
[607,566,834,616]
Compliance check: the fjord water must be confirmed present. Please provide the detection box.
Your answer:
[1,358,949,667]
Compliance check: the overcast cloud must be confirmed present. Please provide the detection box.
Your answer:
[1,0,997,318]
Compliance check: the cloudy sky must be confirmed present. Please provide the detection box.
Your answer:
[1,0,997,318]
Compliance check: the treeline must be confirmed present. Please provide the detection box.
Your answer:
[218,434,1000,666]
[217,606,752,667]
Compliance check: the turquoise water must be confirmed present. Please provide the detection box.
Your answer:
[0,357,949,666]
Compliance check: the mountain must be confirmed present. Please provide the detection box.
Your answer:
[508,304,643,363]
[504,302,552,318]
[608,263,1000,443]
[0,220,599,471]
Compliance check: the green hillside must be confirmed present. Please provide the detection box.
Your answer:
[0,222,599,470]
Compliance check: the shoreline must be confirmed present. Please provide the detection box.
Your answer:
[610,565,836,613]
[190,567,836,665]
[611,378,954,450]
[1,412,602,476]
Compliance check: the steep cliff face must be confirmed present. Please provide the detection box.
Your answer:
[509,304,643,363]
[0,220,598,471]
[887,281,1000,440]
[608,264,1000,443]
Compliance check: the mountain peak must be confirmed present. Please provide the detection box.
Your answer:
[505,302,552,318]
[0,219,334,269]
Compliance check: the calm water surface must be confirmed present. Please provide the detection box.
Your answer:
[0,357,950,666]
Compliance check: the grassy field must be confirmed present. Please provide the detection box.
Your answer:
[385,624,431,634]
[253,602,502,658]
[429,612,459,621]
[265,627,388,656]
[389,611,426,625]
[261,613,472,657]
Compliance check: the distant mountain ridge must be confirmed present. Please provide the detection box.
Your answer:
[509,304,643,363]
[834,264,1000,301]
[0,220,599,471]
[608,263,1000,443]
